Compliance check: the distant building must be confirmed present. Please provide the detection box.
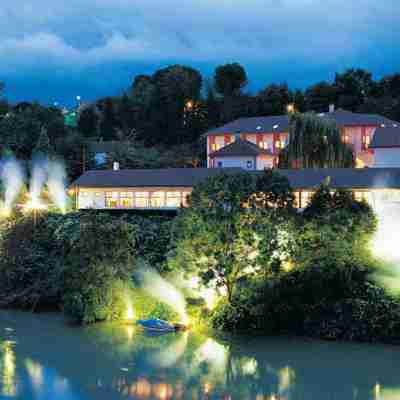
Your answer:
[205,108,398,169]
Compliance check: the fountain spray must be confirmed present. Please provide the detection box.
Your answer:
[0,156,25,217]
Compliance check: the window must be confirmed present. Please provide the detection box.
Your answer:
[342,135,350,144]
[217,161,223,168]
[80,191,89,197]
[105,192,119,208]
[150,192,164,208]
[166,192,181,208]
[259,141,269,150]
[120,192,133,208]
[362,135,370,149]
[211,143,222,152]
[135,192,148,208]
[246,160,253,169]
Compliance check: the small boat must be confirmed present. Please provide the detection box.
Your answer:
[137,319,176,332]
[137,319,188,332]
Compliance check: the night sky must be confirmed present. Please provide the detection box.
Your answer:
[1,0,399,107]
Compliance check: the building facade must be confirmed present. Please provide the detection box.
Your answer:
[206,108,399,169]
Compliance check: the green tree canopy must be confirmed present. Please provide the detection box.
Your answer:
[279,112,354,168]
[214,63,248,97]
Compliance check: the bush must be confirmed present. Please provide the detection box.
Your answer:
[211,263,400,344]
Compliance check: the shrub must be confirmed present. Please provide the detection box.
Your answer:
[212,263,400,344]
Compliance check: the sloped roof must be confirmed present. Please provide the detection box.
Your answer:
[72,167,400,190]
[276,168,400,190]
[209,139,273,158]
[71,168,243,188]
[320,109,398,127]
[369,127,400,148]
[205,116,289,136]
[205,110,399,136]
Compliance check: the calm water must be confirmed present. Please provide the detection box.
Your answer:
[0,311,399,400]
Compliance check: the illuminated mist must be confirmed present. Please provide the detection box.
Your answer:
[371,188,400,292]
[29,158,48,206]
[138,268,188,324]
[47,160,68,213]
[0,157,25,216]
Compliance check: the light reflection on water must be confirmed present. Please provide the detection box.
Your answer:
[0,311,400,399]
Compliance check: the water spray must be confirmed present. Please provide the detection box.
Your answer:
[0,157,25,217]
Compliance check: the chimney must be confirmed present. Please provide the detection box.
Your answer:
[113,161,120,171]
[329,104,335,113]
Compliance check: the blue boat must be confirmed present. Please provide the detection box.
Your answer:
[137,319,176,332]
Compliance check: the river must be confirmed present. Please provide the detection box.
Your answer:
[0,310,399,399]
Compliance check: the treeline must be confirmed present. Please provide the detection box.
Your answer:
[0,65,399,178]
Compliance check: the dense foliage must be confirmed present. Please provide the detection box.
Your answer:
[279,112,354,168]
[170,170,296,302]
[0,212,174,323]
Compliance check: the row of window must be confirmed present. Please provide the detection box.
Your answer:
[210,140,287,152]
[80,191,190,208]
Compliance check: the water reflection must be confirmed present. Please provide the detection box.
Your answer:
[1,311,400,399]
[1,340,17,396]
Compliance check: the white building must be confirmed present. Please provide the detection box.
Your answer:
[370,127,400,168]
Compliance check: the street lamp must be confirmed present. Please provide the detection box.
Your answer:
[286,103,295,113]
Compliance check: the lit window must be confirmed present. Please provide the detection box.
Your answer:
[259,141,269,150]
[150,192,164,208]
[342,135,350,144]
[211,143,222,152]
[105,192,119,208]
[120,192,133,208]
[135,192,148,208]
[166,192,181,208]
[95,192,101,197]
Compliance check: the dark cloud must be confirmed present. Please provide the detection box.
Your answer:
[1,0,399,106]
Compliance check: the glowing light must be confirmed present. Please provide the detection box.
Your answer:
[21,197,48,212]
[132,378,152,398]
[278,366,295,394]
[185,101,193,110]
[125,326,135,340]
[241,357,258,375]
[25,359,43,391]
[286,103,295,113]
[1,341,17,397]
[195,338,228,370]
[152,383,173,400]
[126,303,134,321]
[374,382,381,399]
[0,207,11,218]
[282,261,294,272]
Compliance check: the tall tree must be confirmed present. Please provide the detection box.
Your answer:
[256,83,292,115]
[305,82,338,112]
[334,68,375,111]
[78,107,99,138]
[98,98,119,141]
[214,63,248,97]
[279,112,354,168]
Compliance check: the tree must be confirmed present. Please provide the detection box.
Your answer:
[279,112,354,168]
[334,68,375,111]
[149,65,203,146]
[98,97,119,141]
[305,81,338,112]
[78,107,99,138]
[214,63,248,97]
[171,171,295,303]
[256,83,292,116]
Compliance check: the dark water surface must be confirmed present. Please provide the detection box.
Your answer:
[0,310,399,399]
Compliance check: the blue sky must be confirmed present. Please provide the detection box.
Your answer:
[1,0,399,107]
